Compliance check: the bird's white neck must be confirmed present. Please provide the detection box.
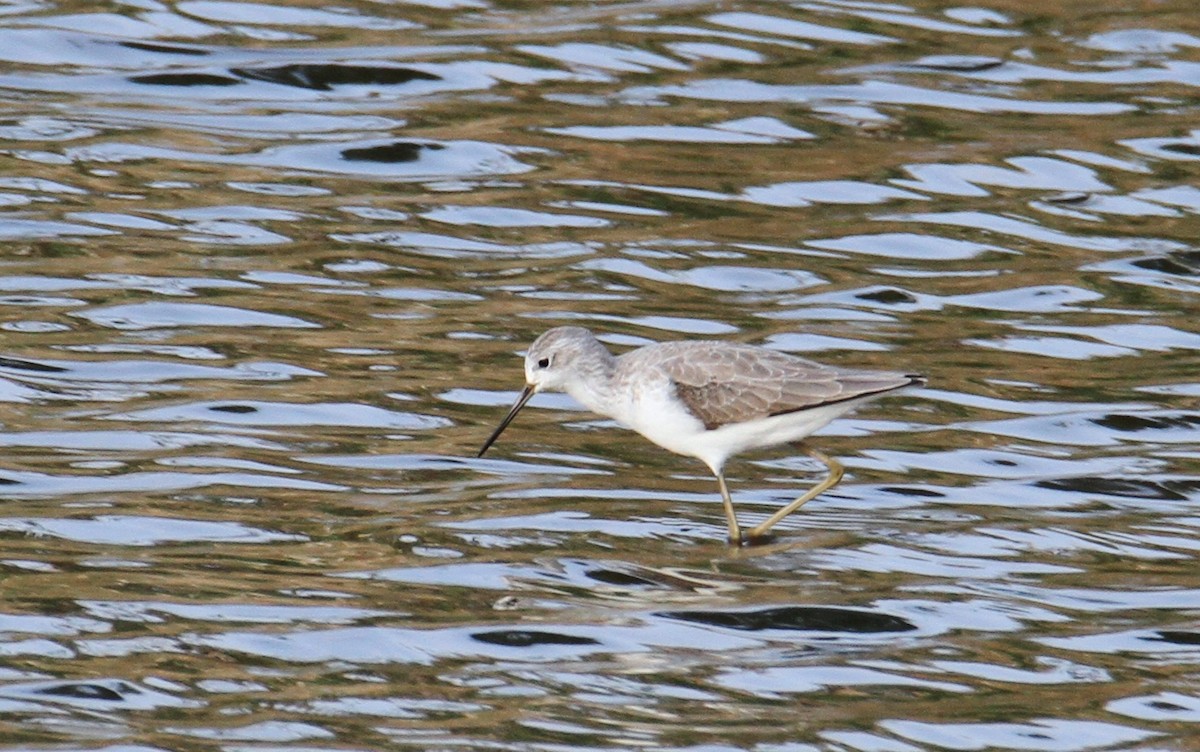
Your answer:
[562,350,618,417]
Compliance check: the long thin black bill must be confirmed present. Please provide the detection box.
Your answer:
[477,384,536,457]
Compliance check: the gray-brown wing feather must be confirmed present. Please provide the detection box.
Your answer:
[641,342,917,430]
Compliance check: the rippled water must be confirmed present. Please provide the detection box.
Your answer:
[1,1,1198,749]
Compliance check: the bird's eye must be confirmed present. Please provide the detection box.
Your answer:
[537,357,550,369]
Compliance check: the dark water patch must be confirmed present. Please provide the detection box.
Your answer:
[911,55,1005,72]
[659,606,917,633]
[63,138,533,180]
[470,630,601,647]
[0,356,67,373]
[1131,251,1200,275]
[37,681,131,701]
[1161,143,1200,156]
[209,404,259,414]
[1152,630,1200,645]
[0,679,196,710]
[882,486,946,498]
[856,287,917,304]
[230,64,441,91]
[1092,413,1200,433]
[129,72,242,87]
[1149,698,1188,711]
[342,142,445,163]
[585,568,661,587]
[1036,477,1199,501]
[118,41,209,56]
[1044,191,1091,204]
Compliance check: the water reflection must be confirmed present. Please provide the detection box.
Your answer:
[0,515,307,544]
[0,0,1197,749]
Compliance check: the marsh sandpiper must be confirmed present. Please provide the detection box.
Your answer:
[478,326,923,545]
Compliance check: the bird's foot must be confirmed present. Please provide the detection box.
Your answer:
[727,530,778,547]
[740,531,778,547]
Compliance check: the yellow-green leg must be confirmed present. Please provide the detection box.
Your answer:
[744,444,844,542]
[714,471,742,545]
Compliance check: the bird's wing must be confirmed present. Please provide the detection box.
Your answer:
[648,342,916,430]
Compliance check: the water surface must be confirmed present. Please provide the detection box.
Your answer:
[0,1,1198,749]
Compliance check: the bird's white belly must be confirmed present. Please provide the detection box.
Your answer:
[608,380,709,460]
[622,395,864,473]
[622,402,707,457]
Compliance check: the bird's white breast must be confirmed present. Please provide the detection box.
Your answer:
[606,369,711,462]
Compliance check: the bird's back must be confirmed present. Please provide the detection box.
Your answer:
[618,340,920,431]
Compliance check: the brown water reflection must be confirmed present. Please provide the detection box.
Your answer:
[0,0,1198,749]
